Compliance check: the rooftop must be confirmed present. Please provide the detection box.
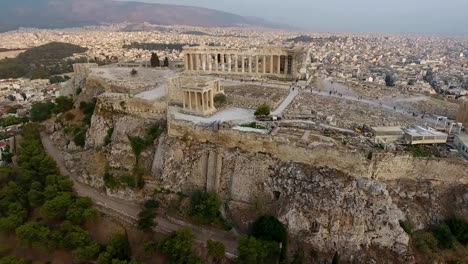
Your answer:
[405,126,447,137]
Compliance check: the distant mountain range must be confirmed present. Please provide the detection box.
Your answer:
[0,0,278,32]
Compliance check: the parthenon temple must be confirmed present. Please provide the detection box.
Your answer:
[183,45,300,80]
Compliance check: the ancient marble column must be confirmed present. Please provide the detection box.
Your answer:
[201,92,205,111]
[249,55,252,73]
[234,55,238,73]
[277,55,281,75]
[270,55,274,74]
[284,55,289,75]
[190,53,195,71]
[228,54,232,72]
[183,91,186,109]
[202,54,206,71]
[255,56,259,74]
[210,90,214,108]
[263,55,266,74]
[188,91,192,110]
[241,55,245,73]
[208,54,212,72]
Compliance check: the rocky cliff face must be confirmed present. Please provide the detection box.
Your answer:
[46,76,468,262]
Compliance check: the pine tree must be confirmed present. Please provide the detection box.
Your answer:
[150,53,160,67]
[163,57,169,67]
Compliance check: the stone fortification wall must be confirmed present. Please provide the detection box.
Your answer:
[167,118,468,184]
[167,118,370,177]
[97,93,166,117]
[370,153,468,185]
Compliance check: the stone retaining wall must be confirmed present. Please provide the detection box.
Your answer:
[167,118,468,184]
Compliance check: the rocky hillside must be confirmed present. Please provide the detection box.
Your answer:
[0,0,274,32]
[44,75,468,262]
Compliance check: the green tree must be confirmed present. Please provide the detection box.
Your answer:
[157,229,196,263]
[189,191,222,225]
[106,233,132,261]
[433,224,456,249]
[137,207,156,231]
[237,235,279,264]
[73,130,86,147]
[66,197,97,224]
[27,181,44,207]
[128,136,145,161]
[41,192,73,220]
[0,203,27,232]
[54,96,74,114]
[59,221,91,250]
[30,102,55,122]
[163,57,169,67]
[79,99,97,125]
[213,94,227,108]
[446,218,468,245]
[150,53,160,67]
[251,215,288,262]
[385,74,396,87]
[254,104,270,116]
[15,222,51,249]
[0,256,31,264]
[207,240,225,262]
[74,242,102,262]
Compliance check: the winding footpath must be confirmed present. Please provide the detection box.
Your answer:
[40,133,239,256]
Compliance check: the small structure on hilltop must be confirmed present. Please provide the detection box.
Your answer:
[404,126,448,145]
[371,126,404,144]
[454,133,468,160]
[168,76,224,116]
[183,45,302,80]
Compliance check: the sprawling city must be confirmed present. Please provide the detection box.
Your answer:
[0,0,467,263]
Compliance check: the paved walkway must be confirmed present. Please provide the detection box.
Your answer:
[271,89,299,116]
[173,107,255,125]
[40,133,239,256]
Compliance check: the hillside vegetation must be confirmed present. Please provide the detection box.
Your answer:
[0,42,88,79]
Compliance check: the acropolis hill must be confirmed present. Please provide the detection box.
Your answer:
[42,44,468,262]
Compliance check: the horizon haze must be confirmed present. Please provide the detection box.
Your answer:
[122,0,468,35]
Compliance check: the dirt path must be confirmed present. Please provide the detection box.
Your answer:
[40,133,239,256]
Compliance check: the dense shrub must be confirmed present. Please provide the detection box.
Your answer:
[414,231,438,254]
[446,218,468,245]
[254,104,271,116]
[207,240,225,261]
[104,127,114,146]
[157,229,204,264]
[79,99,97,125]
[103,172,120,190]
[54,96,74,114]
[189,191,223,225]
[399,220,413,235]
[30,102,55,122]
[251,215,288,262]
[237,235,279,264]
[213,94,227,108]
[433,224,456,249]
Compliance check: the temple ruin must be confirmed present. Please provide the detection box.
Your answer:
[183,45,301,80]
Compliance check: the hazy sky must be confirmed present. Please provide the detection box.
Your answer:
[121,0,468,35]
